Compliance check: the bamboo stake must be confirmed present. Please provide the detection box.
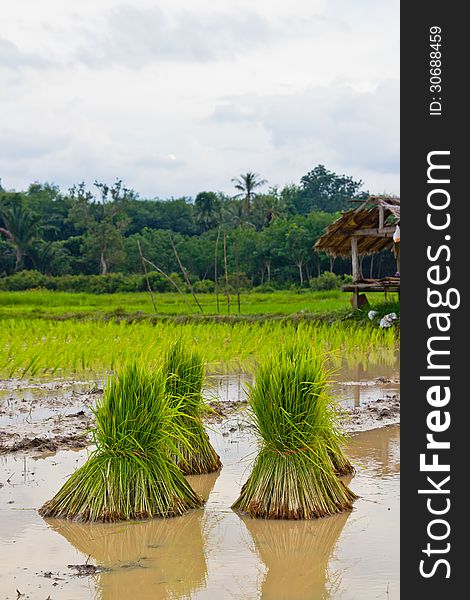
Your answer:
[235,234,241,314]
[223,232,230,315]
[136,240,157,315]
[215,227,220,314]
[139,255,193,312]
[169,234,204,313]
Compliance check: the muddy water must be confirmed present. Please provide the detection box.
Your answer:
[205,358,400,412]
[0,356,399,446]
[0,424,399,600]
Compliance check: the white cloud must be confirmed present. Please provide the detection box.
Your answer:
[0,36,52,68]
[0,0,399,197]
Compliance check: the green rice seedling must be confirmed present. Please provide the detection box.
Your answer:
[232,345,357,519]
[39,364,202,521]
[162,340,221,474]
[0,316,398,378]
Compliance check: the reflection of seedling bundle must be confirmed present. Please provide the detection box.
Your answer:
[163,340,221,475]
[232,345,357,519]
[40,364,201,521]
[46,503,213,600]
[242,511,350,599]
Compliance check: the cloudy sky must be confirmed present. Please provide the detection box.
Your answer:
[1,0,399,199]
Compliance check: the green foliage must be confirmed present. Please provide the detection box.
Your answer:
[68,181,129,275]
[194,191,221,231]
[231,172,267,216]
[298,164,365,214]
[0,270,186,294]
[309,271,343,291]
[232,345,356,518]
[39,364,202,521]
[0,166,399,285]
[193,279,215,293]
[0,195,42,270]
[0,270,50,291]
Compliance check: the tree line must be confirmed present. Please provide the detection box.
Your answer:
[0,165,397,289]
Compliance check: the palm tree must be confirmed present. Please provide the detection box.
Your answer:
[194,191,221,232]
[231,172,267,216]
[0,199,42,271]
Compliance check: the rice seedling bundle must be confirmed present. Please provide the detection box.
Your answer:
[232,345,357,519]
[162,340,221,474]
[39,364,201,521]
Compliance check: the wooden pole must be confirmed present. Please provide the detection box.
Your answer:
[235,234,241,314]
[378,205,384,232]
[223,232,230,315]
[215,227,220,313]
[169,234,204,313]
[351,237,360,282]
[139,256,193,312]
[351,236,360,309]
[136,240,157,314]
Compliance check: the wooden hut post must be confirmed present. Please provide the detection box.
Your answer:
[351,237,360,281]
[351,236,360,308]
[378,205,384,232]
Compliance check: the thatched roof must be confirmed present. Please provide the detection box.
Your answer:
[314,196,400,258]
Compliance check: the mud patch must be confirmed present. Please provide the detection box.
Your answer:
[0,381,97,454]
[1,435,88,455]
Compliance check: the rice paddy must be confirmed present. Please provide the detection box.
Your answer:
[0,317,397,379]
[1,288,399,595]
[0,289,356,318]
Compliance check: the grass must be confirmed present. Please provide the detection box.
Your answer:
[162,340,221,474]
[0,317,398,378]
[0,289,367,319]
[232,345,357,519]
[39,364,202,521]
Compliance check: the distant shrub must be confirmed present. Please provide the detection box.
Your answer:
[309,272,343,291]
[193,279,215,293]
[0,270,51,291]
[253,283,276,293]
[0,270,187,294]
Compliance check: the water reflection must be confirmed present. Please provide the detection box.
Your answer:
[45,471,220,600]
[241,510,351,600]
[348,426,400,476]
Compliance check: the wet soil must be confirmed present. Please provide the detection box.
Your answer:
[0,380,99,455]
[0,362,400,599]
[0,367,399,455]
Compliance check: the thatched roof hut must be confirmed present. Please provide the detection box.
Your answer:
[314,196,400,307]
[314,196,400,258]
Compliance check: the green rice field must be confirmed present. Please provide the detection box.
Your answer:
[0,318,397,378]
[0,289,379,319]
[0,290,399,378]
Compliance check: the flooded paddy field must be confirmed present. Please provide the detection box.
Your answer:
[0,424,399,599]
[0,363,399,600]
